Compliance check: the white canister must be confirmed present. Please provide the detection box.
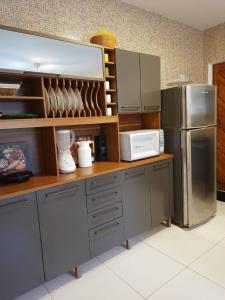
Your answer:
[105,81,110,90]
[77,141,92,168]
[106,94,111,103]
[106,107,112,116]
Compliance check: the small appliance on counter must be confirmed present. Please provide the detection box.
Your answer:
[56,130,76,174]
[77,141,92,168]
[119,129,164,161]
[95,135,107,161]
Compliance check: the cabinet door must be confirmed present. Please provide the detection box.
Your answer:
[140,53,161,112]
[122,166,151,239]
[0,193,44,300]
[37,181,90,281]
[116,48,141,112]
[149,159,174,227]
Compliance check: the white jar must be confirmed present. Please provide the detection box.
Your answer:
[78,141,92,168]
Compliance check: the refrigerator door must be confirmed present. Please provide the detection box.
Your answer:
[182,127,216,227]
[182,85,216,129]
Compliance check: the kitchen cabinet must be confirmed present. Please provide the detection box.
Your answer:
[122,166,151,240]
[116,48,161,113]
[0,193,44,300]
[149,159,174,227]
[86,171,124,257]
[89,217,124,257]
[115,49,141,112]
[37,181,90,281]
[140,53,161,112]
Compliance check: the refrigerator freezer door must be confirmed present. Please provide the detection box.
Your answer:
[182,127,216,227]
[183,85,216,129]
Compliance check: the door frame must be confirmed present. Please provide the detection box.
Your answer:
[209,61,225,199]
[208,61,225,84]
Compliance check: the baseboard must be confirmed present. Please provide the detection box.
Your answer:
[217,190,225,202]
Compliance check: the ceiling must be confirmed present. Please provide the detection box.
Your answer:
[121,0,225,30]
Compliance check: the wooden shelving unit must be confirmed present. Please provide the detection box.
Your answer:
[0,46,163,198]
[0,71,120,181]
[103,47,118,116]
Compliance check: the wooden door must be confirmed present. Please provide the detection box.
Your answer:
[213,63,225,191]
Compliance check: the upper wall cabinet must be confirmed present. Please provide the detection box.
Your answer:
[116,49,141,113]
[0,27,104,80]
[115,49,161,113]
[140,53,161,112]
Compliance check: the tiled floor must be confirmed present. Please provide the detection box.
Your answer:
[15,201,225,300]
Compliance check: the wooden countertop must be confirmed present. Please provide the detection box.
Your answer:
[0,154,173,201]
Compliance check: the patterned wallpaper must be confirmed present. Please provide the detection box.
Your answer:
[204,23,225,82]
[0,0,204,87]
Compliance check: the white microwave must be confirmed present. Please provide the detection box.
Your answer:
[119,129,164,161]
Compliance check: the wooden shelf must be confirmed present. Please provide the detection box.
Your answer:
[107,103,117,106]
[106,75,116,79]
[105,89,116,93]
[0,96,44,101]
[0,116,118,129]
[0,154,173,201]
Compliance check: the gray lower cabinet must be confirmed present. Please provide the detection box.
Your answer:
[149,159,174,227]
[0,193,44,300]
[140,53,161,112]
[122,166,151,239]
[115,48,141,113]
[37,181,90,281]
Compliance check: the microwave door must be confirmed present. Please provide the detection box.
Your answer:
[131,133,159,160]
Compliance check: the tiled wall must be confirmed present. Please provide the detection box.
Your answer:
[204,23,225,82]
[0,0,204,87]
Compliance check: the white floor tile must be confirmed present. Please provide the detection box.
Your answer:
[45,258,143,300]
[14,285,52,300]
[189,216,225,243]
[190,245,225,288]
[217,201,225,218]
[219,238,225,248]
[148,269,225,300]
[142,225,214,265]
[98,243,184,297]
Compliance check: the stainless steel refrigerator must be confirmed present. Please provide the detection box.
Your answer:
[162,84,216,228]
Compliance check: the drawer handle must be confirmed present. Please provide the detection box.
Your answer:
[0,199,30,212]
[92,191,118,203]
[92,206,119,219]
[153,163,169,171]
[125,169,145,178]
[45,186,80,199]
[94,221,120,236]
[90,176,118,190]
[144,105,160,110]
[121,106,140,111]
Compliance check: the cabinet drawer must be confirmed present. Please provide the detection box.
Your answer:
[89,217,124,257]
[88,202,122,229]
[86,172,122,195]
[86,186,122,212]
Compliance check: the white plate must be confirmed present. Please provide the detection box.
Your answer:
[55,86,65,114]
[62,87,71,112]
[68,87,78,112]
[74,87,84,111]
[48,86,57,115]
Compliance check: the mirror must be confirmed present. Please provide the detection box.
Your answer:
[0,28,104,79]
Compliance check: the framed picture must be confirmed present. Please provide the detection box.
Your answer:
[71,135,95,164]
[0,142,32,175]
